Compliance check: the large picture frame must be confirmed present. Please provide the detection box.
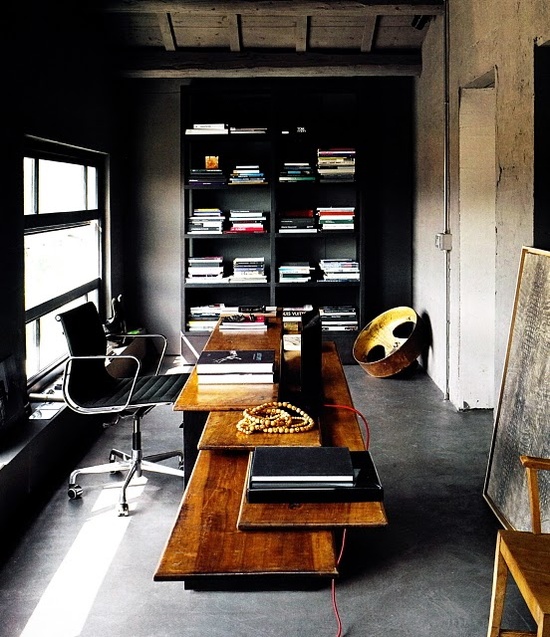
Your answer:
[483,246,550,531]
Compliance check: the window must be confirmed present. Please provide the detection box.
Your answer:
[24,138,108,383]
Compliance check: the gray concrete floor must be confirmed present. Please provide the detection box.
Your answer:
[0,363,536,636]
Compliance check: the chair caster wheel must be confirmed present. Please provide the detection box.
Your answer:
[68,484,83,500]
[117,503,129,517]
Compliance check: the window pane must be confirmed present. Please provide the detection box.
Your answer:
[38,159,86,213]
[24,223,100,311]
[24,157,36,215]
[87,166,98,209]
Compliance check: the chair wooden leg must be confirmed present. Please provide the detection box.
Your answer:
[538,616,550,637]
[488,533,509,637]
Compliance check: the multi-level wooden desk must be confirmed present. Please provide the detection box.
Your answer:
[155,316,388,589]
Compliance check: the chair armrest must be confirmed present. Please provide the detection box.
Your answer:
[62,354,141,415]
[109,333,168,375]
[520,455,550,533]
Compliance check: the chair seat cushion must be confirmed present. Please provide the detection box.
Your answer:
[77,373,188,410]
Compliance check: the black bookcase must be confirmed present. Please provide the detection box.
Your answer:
[180,78,413,364]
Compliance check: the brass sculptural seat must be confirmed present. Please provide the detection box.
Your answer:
[353,306,424,378]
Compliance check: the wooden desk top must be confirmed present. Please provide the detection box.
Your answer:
[154,451,338,582]
[173,317,282,412]
[198,410,323,450]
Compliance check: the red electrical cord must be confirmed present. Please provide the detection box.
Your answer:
[323,403,371,450]
[331,528,348,637]
[322,403,371,636]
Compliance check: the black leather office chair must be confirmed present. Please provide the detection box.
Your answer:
[57,301,189,516]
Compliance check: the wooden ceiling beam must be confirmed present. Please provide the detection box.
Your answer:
[118,50,422,78]
[104,1,444,17]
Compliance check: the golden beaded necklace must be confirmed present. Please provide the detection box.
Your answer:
[236,401,316,435]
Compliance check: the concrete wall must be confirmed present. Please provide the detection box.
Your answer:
[415,2,550,408]
[122,81,186,351]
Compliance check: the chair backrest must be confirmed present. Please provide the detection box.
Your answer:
[520,454,550,533]
[57,302,116,403]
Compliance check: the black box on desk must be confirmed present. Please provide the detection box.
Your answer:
[246,449,383,504]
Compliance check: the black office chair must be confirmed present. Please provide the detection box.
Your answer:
[57,301,189,516]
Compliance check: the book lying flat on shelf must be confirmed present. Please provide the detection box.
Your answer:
[219,314,267,331]
[246,450,384,503]
[197,372,274,384]
[196,349,275,374]
[249,446,355,484]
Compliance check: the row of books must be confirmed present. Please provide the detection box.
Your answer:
[278,207,355,233]
[186,303,277,332]
[196,348,274,384]
[278,162,315,182]
[185,258,360,284]
[319,258,360,281]
[317,148,356,182]
[281,304,358,333]
[187,208,268,234]
[186,256,268,284]
[228,165,267,185]
[184,123,268,135]
[319,305,359,331]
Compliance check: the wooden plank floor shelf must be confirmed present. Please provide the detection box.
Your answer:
[154,452,338,586]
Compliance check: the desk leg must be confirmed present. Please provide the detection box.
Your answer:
[181,411,208,485]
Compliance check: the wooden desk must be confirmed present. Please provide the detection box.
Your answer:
[157,333,388,588]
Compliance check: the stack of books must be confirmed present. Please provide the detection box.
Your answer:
[187,303,227,332]
[319,258,360,282]
[184,123,228,135]
[228,165,267,185]
[319,305,359,332]
[317,206,355,231]
[316,148,356,182]
[246,446,384,503]
[278,162,315,182]
[196,348,275,384]
[188,168,227,187]
[229,257,267,283]
[278,209,316,233]
[219,314,268,333]
[227,209,267,233]
[278,262,314,283]
[187,208,225,234]
[186,256,225,284]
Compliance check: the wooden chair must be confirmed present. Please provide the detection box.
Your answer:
[487,455,550,637]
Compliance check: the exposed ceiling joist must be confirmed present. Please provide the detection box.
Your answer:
[157,13,176,51]
[296,16,309,53]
